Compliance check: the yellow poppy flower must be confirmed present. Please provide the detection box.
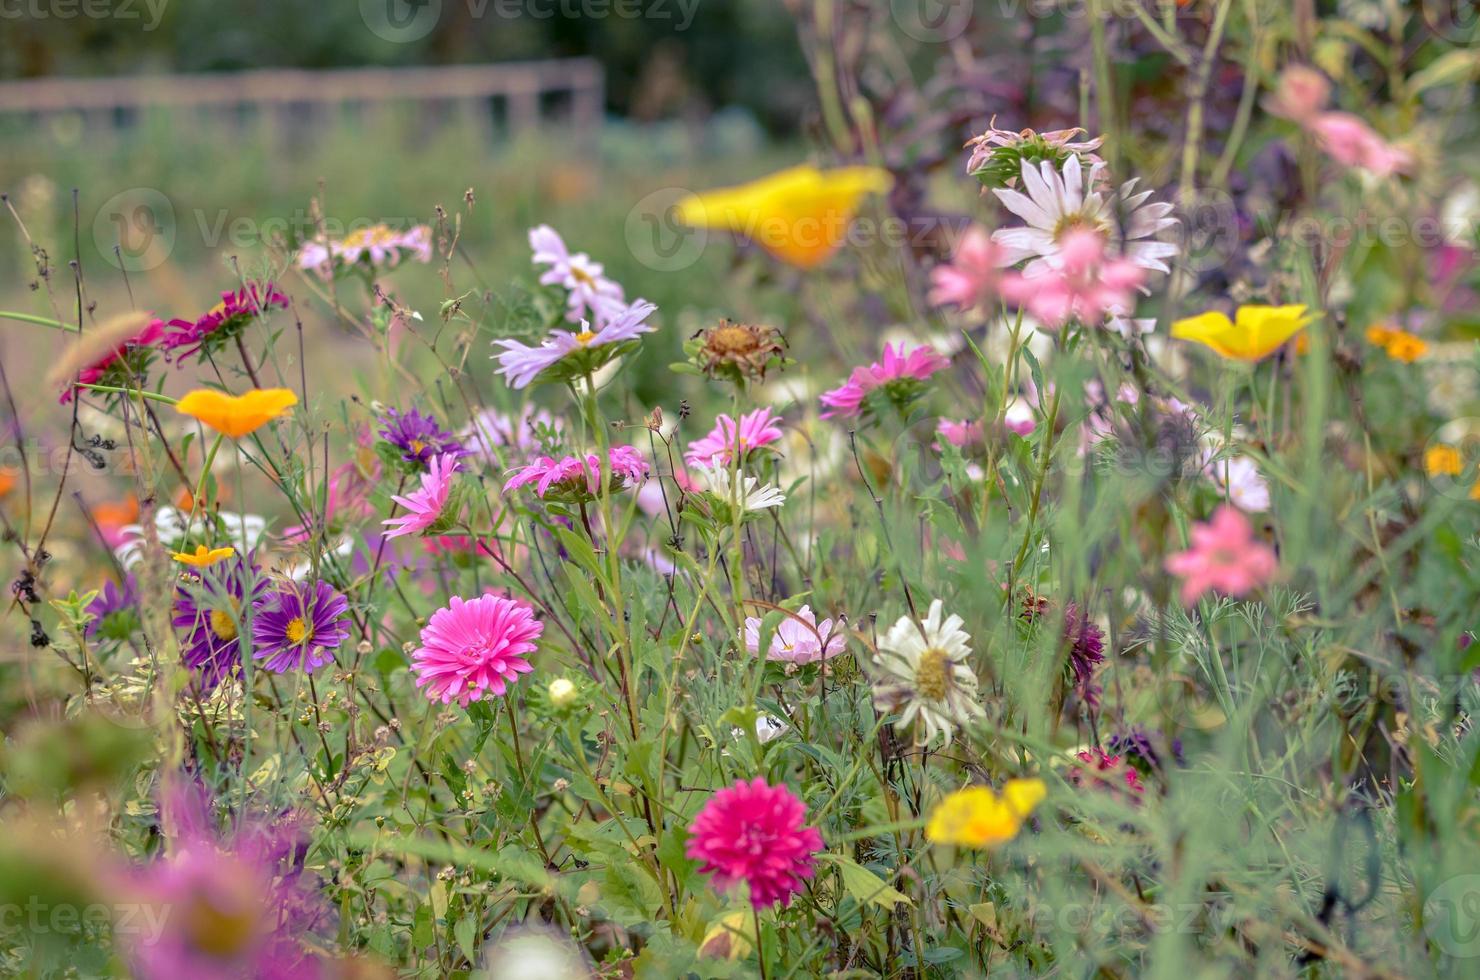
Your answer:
[925,778,1046,848]
[172,544,235,567]
[176,388,298,439]
[1425,444,1463,477]
[1171,304,1317,361]
[674,164,893,269]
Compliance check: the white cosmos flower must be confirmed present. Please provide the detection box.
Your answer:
[870,599,985,749]
[113,506,268,569]
[992,157,1179,277]
[696,465,786,513]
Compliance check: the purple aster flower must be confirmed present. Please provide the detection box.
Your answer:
[1062,601,1105,698]
[492,298,657,389]
[251,580,351,674]
[121,776,329,979]
[173,556,266,689]
[86,573,139,639]
[378,407,465,467]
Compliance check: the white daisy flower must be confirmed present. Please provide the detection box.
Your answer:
[992,157,1179,277]
[696,465,787,513]
[870,599,985,748]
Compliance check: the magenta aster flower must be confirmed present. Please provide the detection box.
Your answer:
[251,580,350,674]
[410,594,542,706]
[504,445,649,501]
[685,777,824,909]
[743,605,847,665]
[684,407,784,468]
[1164,505,1278,605]
[60,316,166,403]
[123,778,327,979]
[492,298,657,389]
[378,407,466,467]
[383,453,459,539]
[819,342,950,420]
[529,224,627,325]
[163,282,289,359]
[936,418,984,449]
[172,556,267,689]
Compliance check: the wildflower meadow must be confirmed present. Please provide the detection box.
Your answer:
[1,2,1479,978]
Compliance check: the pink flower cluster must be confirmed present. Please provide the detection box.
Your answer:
[819,342,950,419]
[504,445,649,498]
[685,777,824,909]
[999,230,1145,329]
[1265,64,1410,177]
[685,407,784,467]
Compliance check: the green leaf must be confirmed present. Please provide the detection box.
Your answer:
[454,914,479,964]
[819,853,913,909]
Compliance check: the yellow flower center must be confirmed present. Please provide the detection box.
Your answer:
[915,647,951,701]
[571,265,596,286]
[286,617,311,645]
[575,329,599,345]
[409,438,426,454]
[1052,213,1108,240]
[209,608,238,642]
[182,892,258,957]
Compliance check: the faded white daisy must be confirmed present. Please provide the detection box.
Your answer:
[696,465,787,514]
[870,599,984,748]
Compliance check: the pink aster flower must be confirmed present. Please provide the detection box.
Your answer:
[684,407,784,467]
[61,316,166,403]
[929,226,1006,310]
[1000,230,1145,329]
[410,594,542,706]
[819,342,950,419]
[382,453,459,539]
[492,298,657,389]
[685,777,824,909]
[529,224,627,325]
[936,418,984,449]
[1164,505,1278,605]
[1307,112,1411,177]
[504,445,649,500]
[163,282,289,358]
[743,605,847,664]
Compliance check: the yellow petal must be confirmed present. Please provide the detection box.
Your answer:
[172,544,235,567]
[674,165,893,269]
[1232,304,1314,360]
[1170,310,1239,357]
[1001,778,1047,818]
[176,388,298,438]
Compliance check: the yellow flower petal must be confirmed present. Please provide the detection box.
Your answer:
[176,388,298,439]
[675,165,893,269]
[172,544,235,567]
[1171,305,1315,361]
[925,779,1045,849]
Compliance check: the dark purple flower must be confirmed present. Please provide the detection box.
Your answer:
[1107,725,1185,774]
[378,407,466,467]
[172,556,266,689]
[251,580,350,674]
[122,776,328,979]
[1062,601,1105,698]
[87,574,139,639]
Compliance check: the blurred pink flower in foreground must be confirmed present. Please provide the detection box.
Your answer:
[929,226,1006,310]
[410,594,541,706]
[686,777,824,909]
[936,418,984,449]
[743,604,847,664]
[1000,230,1145,329]
[1164,505,1278,605]
[685,407,784,467]
[819,342,950,419]
[1264,65,1330,123]
[1308,112,1411,177]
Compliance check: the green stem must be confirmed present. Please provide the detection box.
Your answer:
[76,383,178,405]
[0,310,79,332]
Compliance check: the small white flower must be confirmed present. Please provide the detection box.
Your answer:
[696,465,786,513]
[870,599,984,748]
[731,714,789,744]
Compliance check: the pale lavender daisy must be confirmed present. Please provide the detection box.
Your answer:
[493,299,657,390]
[529,224,628,325]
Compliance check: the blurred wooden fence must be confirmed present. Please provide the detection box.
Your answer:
[0,60,604,145]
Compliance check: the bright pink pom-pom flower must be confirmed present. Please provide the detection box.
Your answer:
[410,594,542,706]
[685,777,824,909]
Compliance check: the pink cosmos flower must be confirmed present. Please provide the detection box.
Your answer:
[1000,230,1145,329]
[382,453,458,539]
[684,407,784,467]
[743,605,847,664]
[410,594,541,706]
[929,226,1006,310]
[504,445,649,499]
[685,777,824,909]
[1308,112,1411,177]
[492,298,657,389]
[819,342,950,419]
[1164,505,1278,605]
[529,224,627,325]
